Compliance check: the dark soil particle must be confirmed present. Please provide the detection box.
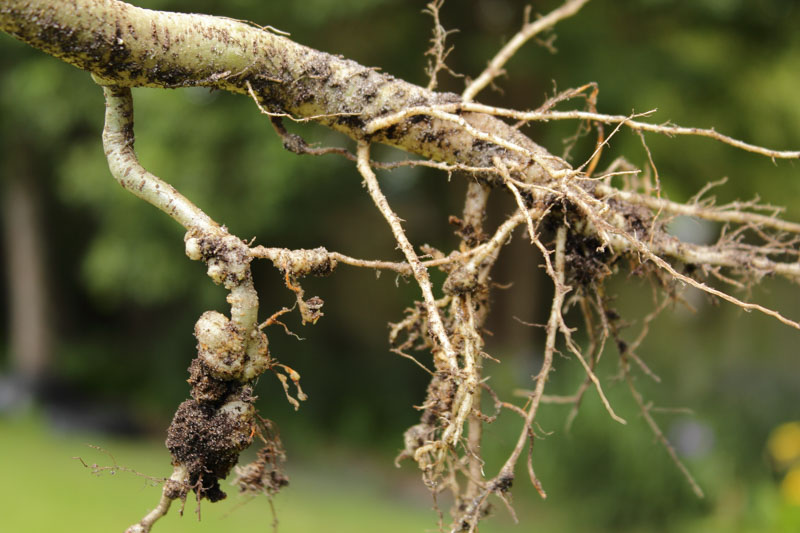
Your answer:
[187,358,234,404]
[565,232,612,286]
[336,114,365,130]
[409,114,430,125]
[166,397,253,501]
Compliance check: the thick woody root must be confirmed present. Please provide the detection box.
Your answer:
[79,2,800,532]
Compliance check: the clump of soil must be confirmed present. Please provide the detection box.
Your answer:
[166,387,256,502]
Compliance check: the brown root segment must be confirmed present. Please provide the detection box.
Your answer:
[4,2,799,533]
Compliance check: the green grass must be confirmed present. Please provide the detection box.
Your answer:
[0,414,531,533]
[4,413,799,532]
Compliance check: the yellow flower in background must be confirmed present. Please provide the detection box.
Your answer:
[767,422,800,470]
[781,467,800,506]
[767,422,800,506]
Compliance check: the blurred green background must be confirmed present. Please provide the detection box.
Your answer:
[1,0,799,531]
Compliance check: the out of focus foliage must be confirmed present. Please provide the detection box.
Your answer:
[1,1,799,531]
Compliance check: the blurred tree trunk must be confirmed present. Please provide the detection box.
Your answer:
[2,142,52,386]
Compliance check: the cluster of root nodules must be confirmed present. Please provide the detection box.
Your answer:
[165,358,288,505]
